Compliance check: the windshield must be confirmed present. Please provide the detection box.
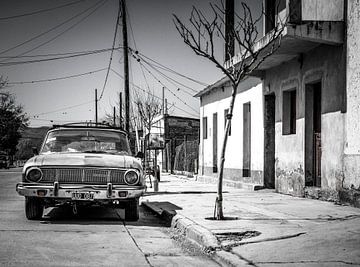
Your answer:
[41,129,131,155]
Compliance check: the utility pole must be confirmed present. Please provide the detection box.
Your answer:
[113,106,116,126]
[119,92,123,128]
[162,87,165,115]
[121,0,130,133]
[95,89,98,125]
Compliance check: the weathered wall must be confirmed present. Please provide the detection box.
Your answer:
[199,77,264,186]
[344,0,360,192]
[302,0,344,21]
[264,44,346,197]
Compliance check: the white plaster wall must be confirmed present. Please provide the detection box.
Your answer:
[344,0,360,188]
[321,111,345,189]
[345,0,360,155]
[199,82,264,173]
[275,118,304,171]
[302,0,344,21]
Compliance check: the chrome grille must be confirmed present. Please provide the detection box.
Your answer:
[40,167,126,184]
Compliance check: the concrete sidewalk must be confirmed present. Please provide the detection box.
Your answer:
[141,174,360,266]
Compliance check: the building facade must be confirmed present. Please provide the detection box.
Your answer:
[197,0,360,206]
[257,0,359,205]
[196,77,266,189]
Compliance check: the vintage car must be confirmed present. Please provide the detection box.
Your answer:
[16,124,145,221]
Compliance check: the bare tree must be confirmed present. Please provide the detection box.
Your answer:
[173,2,285,219]
[134,91,162,135]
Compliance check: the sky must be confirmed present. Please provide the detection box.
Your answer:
[0,0,228,127]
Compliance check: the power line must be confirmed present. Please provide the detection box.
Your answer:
[32,100,93,116]
[0,48,122,67]
[0,47,122,59]
[137,54,197,97]
[125,4,150,91]
[110,68,198,117]
[0,0,88,20]
[8,68,107,85]
[0,0,108,64]
[98,0,121,101]
[131,54,199,114]
[132,49,209,87]
[0,0,105,57]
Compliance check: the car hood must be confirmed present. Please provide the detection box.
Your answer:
[23,153,142,171]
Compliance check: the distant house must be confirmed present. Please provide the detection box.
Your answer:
[195,77,265,189]
[149,114,200,175]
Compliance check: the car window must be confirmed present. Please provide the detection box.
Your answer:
[41,129,131,155]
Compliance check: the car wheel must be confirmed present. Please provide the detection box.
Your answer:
[125,198,139,221]
[25,197,43,220]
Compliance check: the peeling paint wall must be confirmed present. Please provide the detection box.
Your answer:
[264,44,346,197]
[199,77,264,186]
[344,0,360,190]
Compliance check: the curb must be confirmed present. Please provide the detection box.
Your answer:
[142,201,249,266]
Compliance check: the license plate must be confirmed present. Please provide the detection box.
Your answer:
[71,192,94,200]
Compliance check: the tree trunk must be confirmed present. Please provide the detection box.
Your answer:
[215,83,238,220]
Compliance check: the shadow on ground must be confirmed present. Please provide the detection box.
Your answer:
[40,205,170,227]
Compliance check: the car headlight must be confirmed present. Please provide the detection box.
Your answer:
[26,167,43,182]
[124,170,139,185]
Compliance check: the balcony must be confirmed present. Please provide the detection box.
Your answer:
[225,0,344,72]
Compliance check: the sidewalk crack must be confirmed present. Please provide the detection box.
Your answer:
[222,232,306,250]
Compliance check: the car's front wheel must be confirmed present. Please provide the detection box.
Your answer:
[25,197,43,220]
[125,198,139,221]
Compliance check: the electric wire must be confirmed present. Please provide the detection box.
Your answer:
[137,54,196,97]
[98,0,121,101]
[0,47,122,59]
[33,100,93,116]
[133,49,209,87]
[125,4,150,91]
[0,0,87,20]
[0,48,122,67]
[110,68,197,117]
[8,68,107,85]
[0,0,108,64]
[131,54,199,114]
[0,0,104,56]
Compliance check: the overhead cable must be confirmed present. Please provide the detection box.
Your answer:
[131,53,199,114]
[98,0,121,101]
[132,49,209,87]
[0,0,105,56]
[110,68,198,117]
[0,48,122,67]
[0,0,108,64]
[8,68,107,85]
[0,0,87,20]
[33,100,93,116]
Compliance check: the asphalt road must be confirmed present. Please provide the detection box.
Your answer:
[0,168,218,267]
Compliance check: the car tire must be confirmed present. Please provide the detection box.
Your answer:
[125,198,139,221]
[25,197,43,220]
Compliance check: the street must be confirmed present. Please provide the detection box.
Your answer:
[0,169,218,267]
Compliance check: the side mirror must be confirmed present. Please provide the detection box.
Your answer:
[32,147,39,155]
[135,151,144,158]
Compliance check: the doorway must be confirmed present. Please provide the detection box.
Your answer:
[243,103,251,177]
[264,94,276,188]
[213,113,218,173]
[305,82,322,187]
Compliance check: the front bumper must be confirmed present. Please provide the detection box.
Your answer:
[16,182,145,200]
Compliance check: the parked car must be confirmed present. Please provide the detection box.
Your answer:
[16,123,145,221]
[0,153,10,169]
